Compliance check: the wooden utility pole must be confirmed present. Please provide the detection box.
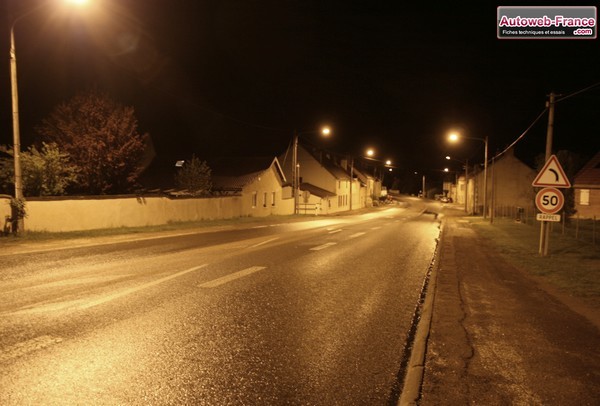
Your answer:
[539,92,556,256]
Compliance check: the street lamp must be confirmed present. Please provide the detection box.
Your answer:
[292,126,331,214]
[9,0,90,233]
[448,132,489,218]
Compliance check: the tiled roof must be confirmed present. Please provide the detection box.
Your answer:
[574,150,600,187]
[300,183,336,198]
[210,156,285,191]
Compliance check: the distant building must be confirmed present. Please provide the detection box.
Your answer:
[471,148,536,216]
[210,157,293,216]
[279,144,353,214]
[573,150,600,219]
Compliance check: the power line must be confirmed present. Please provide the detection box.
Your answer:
[556,80,600,103]
[493,107,548,160]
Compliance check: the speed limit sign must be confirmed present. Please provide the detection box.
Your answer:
[535,187,564,214]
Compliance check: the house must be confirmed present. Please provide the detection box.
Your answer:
[279,144,352,214]
[470,148,536,216]
[573,150,600,219]
[210,157,293,217]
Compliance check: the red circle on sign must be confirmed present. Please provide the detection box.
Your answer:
[535,188,564,214]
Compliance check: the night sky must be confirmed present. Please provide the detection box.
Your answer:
[1,0,599,188]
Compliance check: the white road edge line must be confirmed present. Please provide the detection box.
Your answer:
[76,264,209,310]
[249,237,279,248]
[198,266,266,288]
[349,232,366,239]
[310,242,337,251]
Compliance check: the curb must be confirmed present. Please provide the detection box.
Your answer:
[398,219,444,405]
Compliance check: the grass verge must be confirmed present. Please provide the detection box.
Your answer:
[0,215,305,244]
[469,217,600,309]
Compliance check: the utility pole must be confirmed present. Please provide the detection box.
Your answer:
[539,92,556,256]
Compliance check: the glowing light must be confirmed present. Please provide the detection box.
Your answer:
[448,132,460,142]
[385,160,392,165]
[321,126,331,136]
[366,148,375,157]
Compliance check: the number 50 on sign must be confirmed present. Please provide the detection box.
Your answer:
[535,187,564,214]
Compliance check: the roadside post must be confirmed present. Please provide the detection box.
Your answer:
[532,155,571,256]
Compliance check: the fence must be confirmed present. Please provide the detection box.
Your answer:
[490,204,598,246]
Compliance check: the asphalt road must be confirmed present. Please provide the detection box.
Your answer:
[0,202,441,405]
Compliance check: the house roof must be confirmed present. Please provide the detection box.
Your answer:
[210,156,286,191]
[300,182,337,198]
[300,145,351,180]
[574,150,600,188]
[352,167,374,184]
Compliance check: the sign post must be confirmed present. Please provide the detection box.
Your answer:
[532,155,571,256]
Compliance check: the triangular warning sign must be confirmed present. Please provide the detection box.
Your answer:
[532,155,571,188]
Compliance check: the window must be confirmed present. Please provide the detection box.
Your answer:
[252,192,257,208]
[272,191,276,206]
[263,192,268,207]
[580,189,590,206]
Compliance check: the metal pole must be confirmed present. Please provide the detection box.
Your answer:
[10,26,24,233]
[292,130,298,215]
[422,175,426,199]
[349,157,354,210]
[464,159,468,213]
[483,136,488,219]
[490,156,495,224]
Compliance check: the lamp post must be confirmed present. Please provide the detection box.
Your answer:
[10,25,23,233]
[448,132,489,218]
[292,126,330,214]
[9,0,90,233]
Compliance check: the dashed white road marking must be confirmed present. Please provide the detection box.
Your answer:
[8,264,210,315]
[328,229,342,234]
[348,232,366,239]
[370,226,382,230]
[248,237,279,248]
[198,266,266,288]
[76,264,210,310]
[310,242,337,251]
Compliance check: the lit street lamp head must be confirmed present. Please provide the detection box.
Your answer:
[321,126,331,136]
[366,148,375,157]
[448,132,460,142]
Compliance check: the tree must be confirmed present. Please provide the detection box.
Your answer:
[0,142,77,196]
[36,90,149,194]
[174,155,212,196]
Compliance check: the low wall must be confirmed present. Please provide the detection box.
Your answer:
[0,195,245,232]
